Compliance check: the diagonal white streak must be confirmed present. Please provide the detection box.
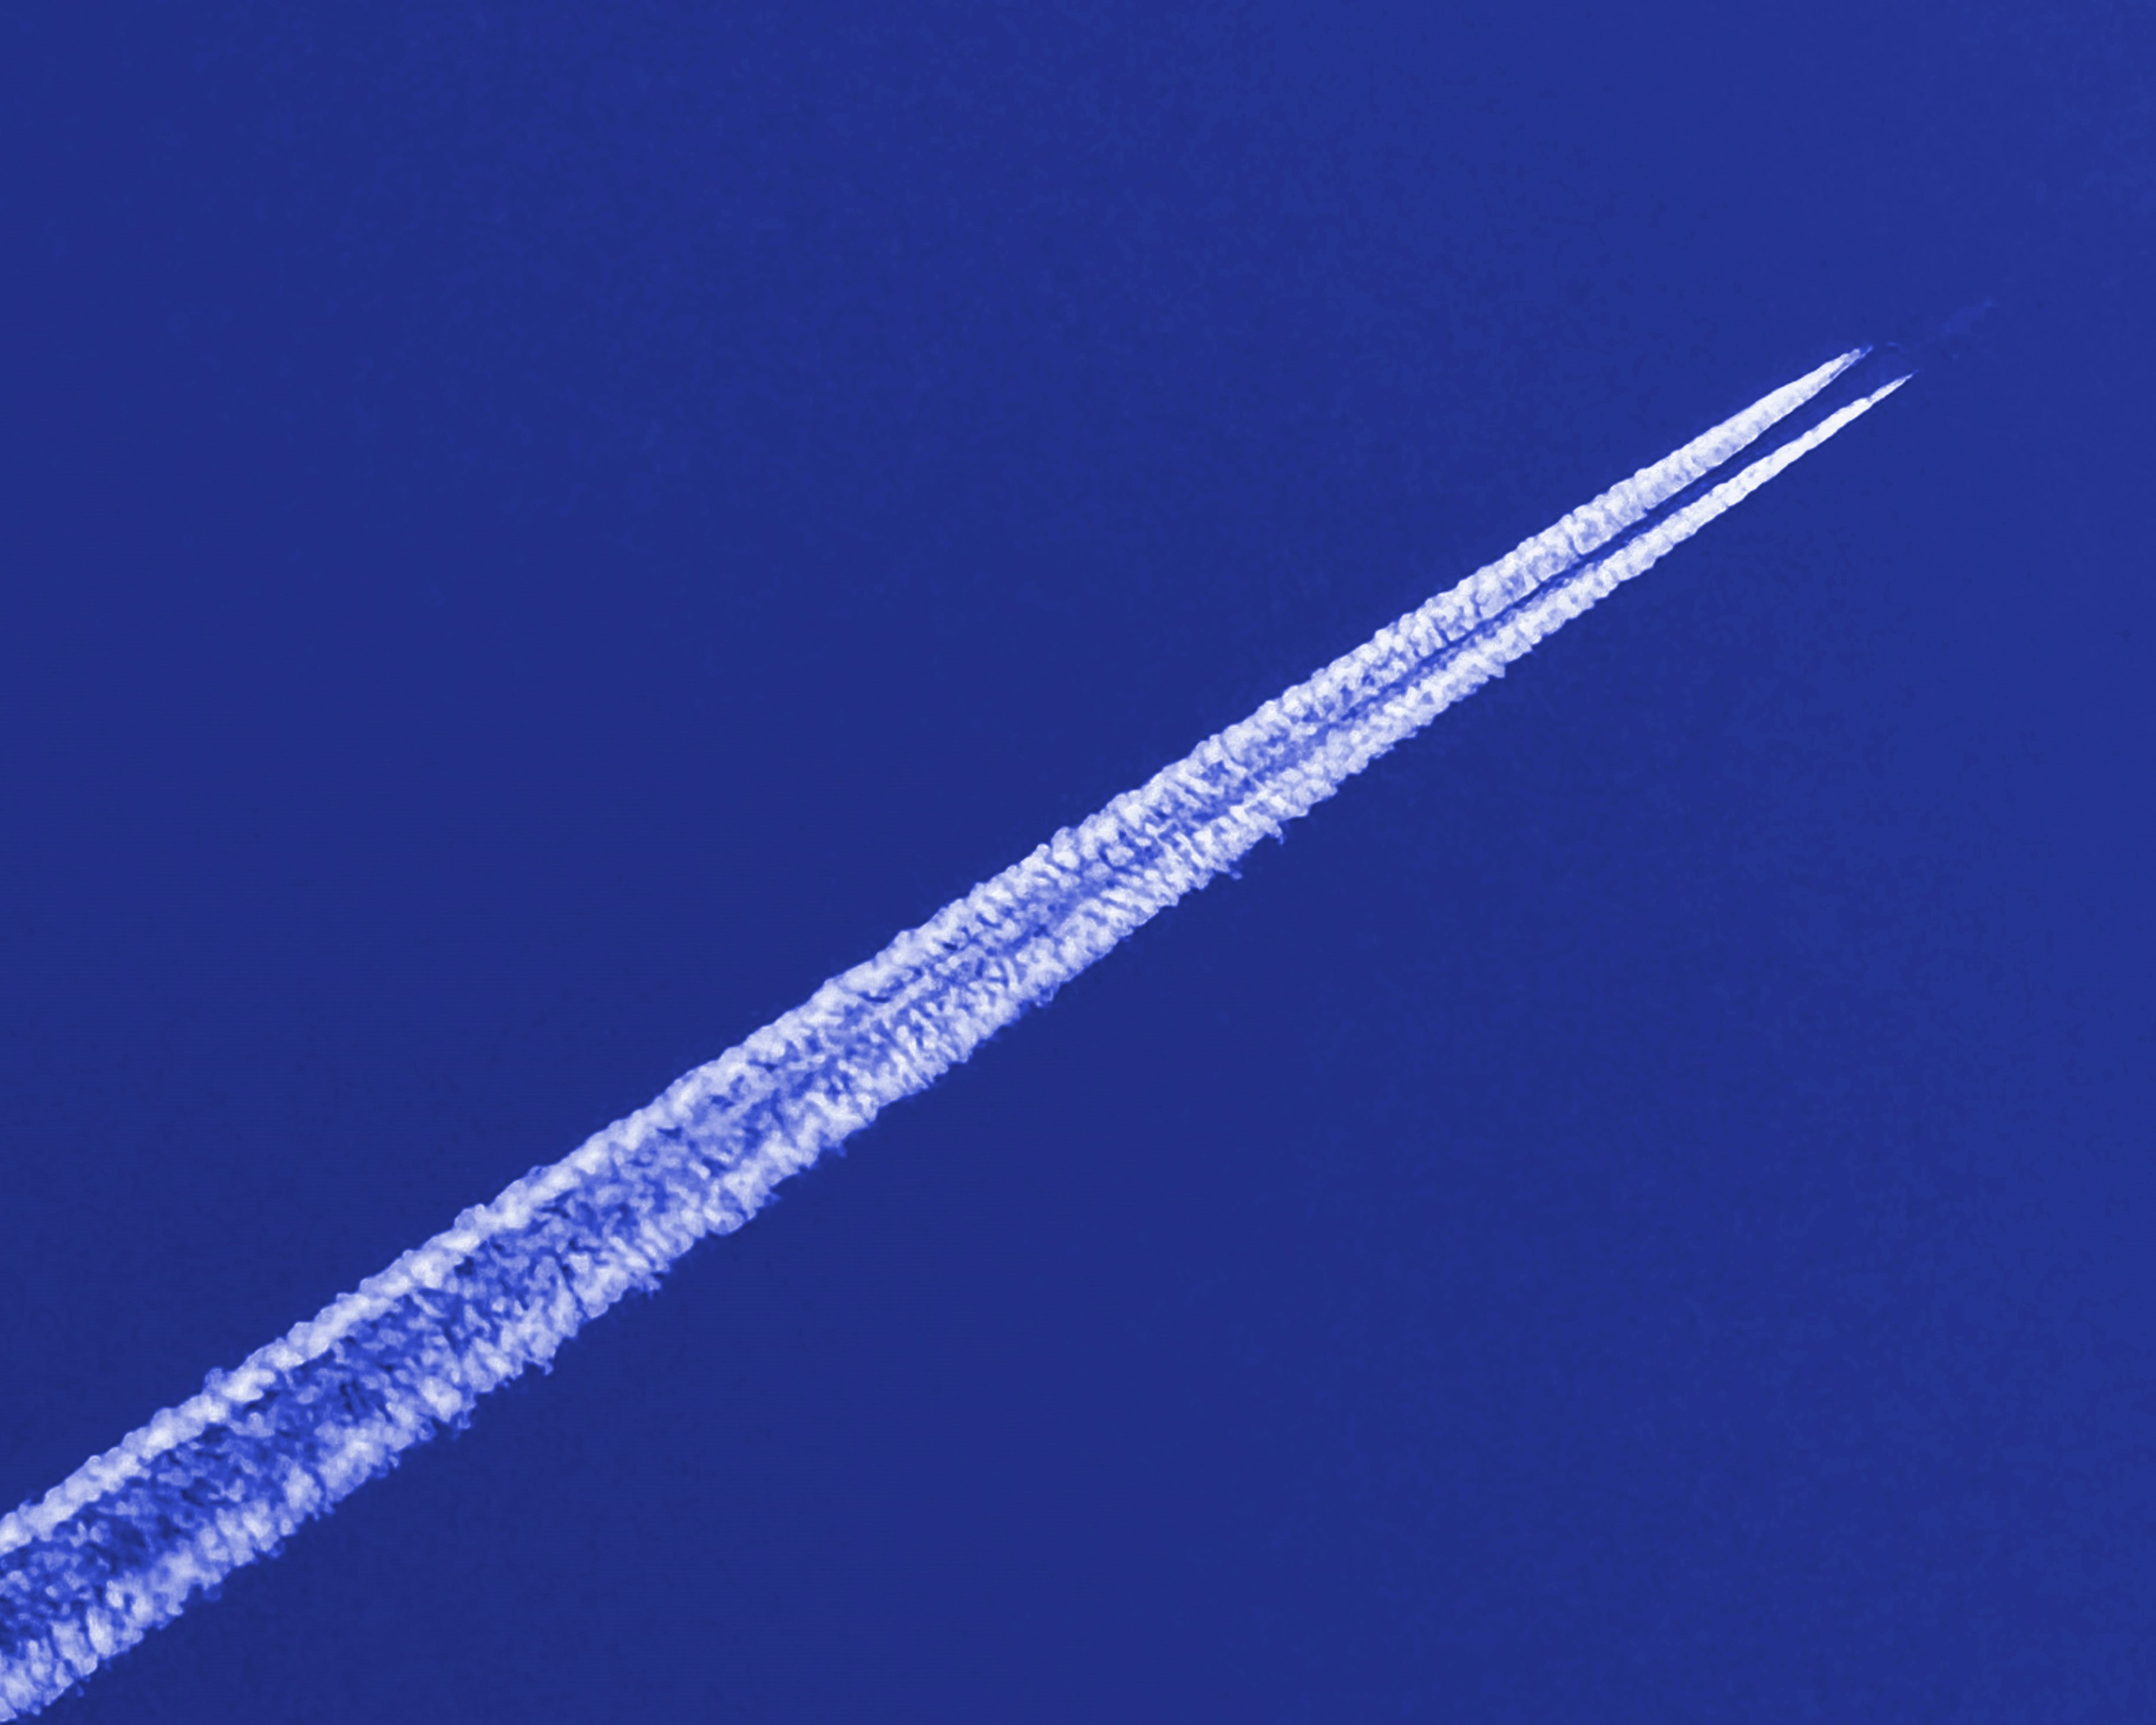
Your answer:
[0,356,1897,1720]
[0,346,1862,1571]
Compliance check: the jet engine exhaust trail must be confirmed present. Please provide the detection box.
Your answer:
[0,355,1903,1720]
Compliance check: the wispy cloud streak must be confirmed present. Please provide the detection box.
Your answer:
[0,354,1897,1719]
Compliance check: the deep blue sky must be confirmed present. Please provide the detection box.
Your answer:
[3,3,2152,1719]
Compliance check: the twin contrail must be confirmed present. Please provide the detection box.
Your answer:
[0,350,1905,1719]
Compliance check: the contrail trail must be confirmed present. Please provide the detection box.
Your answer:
[0,354,1901,1719]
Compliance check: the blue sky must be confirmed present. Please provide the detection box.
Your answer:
[3,4,2152,1719]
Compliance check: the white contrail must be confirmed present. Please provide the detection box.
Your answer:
[0,355,1898,1720]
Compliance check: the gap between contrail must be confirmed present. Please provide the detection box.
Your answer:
[0,354,1903,1721]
